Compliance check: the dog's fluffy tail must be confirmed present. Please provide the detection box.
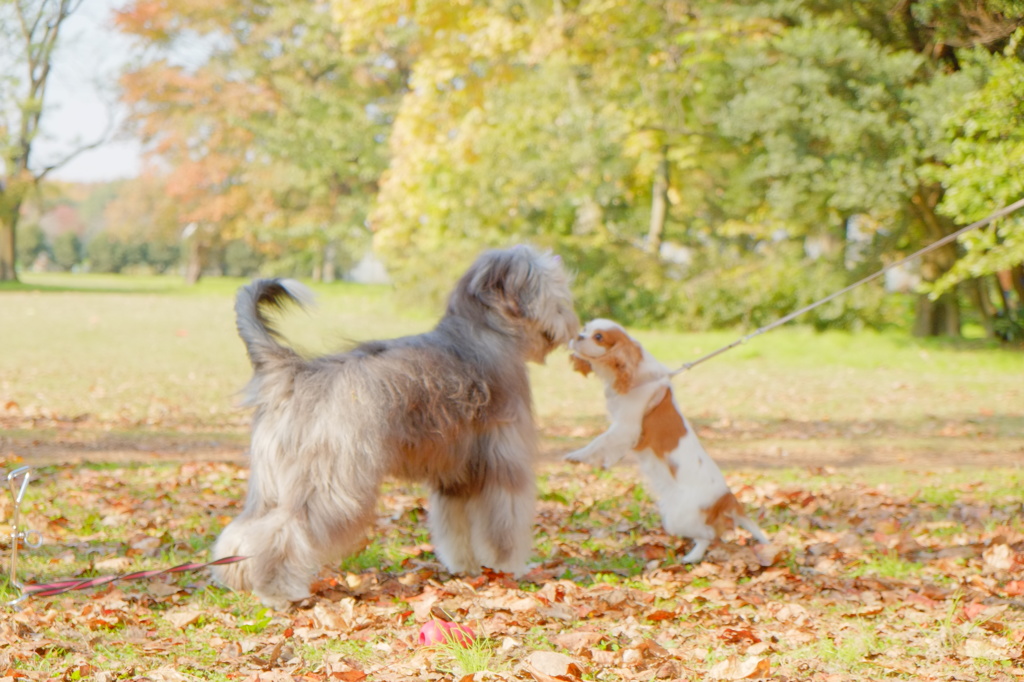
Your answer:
[235,278,313,371]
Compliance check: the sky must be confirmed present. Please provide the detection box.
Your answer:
[35,0,143,183]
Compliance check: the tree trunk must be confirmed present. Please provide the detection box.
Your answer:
[0,190,25,281]
[322,241,337,283]
[913,295,936,338]
[911,187,961,336]
[912,246,962,337]
[0,211,17,282]
[646,144,669,255]
[913,289,961,337]
[184,237,204,285]
[967,276,996,338]
[1010,265,1024,313]
[940,290,961,335]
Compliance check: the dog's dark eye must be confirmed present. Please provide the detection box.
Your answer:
[593,333,603,342]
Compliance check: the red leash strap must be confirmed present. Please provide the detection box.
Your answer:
[18,555,247,599]
[5,466,248,606]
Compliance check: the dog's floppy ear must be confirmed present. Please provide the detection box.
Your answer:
[570,354,592,376]
[608,353,639,393]
[603,331,643,394]
[467,248,530,319]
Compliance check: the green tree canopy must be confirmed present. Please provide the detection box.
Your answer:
[107,0,1024,337]
[935,32,1024,290]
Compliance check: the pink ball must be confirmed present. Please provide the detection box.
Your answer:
[417,620,475,647]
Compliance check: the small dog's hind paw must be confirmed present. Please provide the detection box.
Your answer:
[680,538,712,563]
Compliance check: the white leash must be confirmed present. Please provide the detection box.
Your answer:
[670,196,1024,376]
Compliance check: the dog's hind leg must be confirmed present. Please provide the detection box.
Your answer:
[210,514,258,593]
[453,422,537,577]
[733,512,769,544]
[212,508,319,610]
[428,491,479,574]
[468,475,535,577]
[680,537,712,563]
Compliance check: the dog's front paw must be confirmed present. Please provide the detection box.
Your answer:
[598,452,625,469]
[257,592,305,612]
[563,448,594,465]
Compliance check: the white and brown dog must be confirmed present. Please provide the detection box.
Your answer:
[565,319,767,562]
[212,245,579,608]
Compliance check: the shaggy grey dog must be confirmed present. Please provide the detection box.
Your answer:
[211,245,579,608]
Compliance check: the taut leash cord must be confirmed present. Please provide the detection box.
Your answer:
[671,196,1024,375]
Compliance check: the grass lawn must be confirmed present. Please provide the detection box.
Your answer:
[2,272,1021,466]
[0,272,1022,681]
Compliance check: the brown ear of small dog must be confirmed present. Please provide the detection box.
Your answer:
[570,354,592,376]
[604,333,642,394]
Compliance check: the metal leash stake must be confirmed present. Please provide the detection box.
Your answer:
[6,466,42,607]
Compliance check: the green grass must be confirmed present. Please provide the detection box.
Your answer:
[298,638,377,664]
[0,274,430,430]
[784,625,893,676]
[2,272,1022,440]
[341,540,421,574]
[429,627,502,676]
[847,551,925,581]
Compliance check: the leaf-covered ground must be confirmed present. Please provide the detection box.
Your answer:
[3,275,1022,680]
[1,457,1023,682]
[5,407,1023,470]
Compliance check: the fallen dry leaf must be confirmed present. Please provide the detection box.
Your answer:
[312,602,348,631]
[1005,580,1024,596]
[163,609,202,629]
[963,637,1013,661]
[983,544,1014,571]
[718,628,762,644]
[645,609,677,622]
[960,601,992,622]
[141,667,197,681]
[752,542,785,567]
[94,556,133,572]
[707,655,771,680]
[548,631,606,652]
[523,650,583,680]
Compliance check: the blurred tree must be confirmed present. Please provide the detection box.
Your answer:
[108,0,1024,334]
[86,233,124,273]
[716,18,980,336]
[723,0,1024,337]
[119,58,255,283]
[236,2,397,281]
[117,0,399,283]
[357,0,1024,335]
[50,230,80,271]
[934,30,1024,338]
[336,0,744,303]
[103,173,184,272]
[143,241,180,274]
[0,0,108,281]
[15,222,46,268]
[222,240,264,277]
